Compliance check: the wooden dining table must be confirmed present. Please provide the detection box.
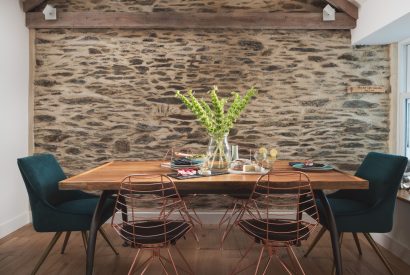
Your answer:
[60,160,368,275]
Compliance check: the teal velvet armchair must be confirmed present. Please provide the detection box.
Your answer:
[304,152,408,274]
[17,153,118,275]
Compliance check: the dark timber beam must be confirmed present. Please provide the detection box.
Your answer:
[23,0,47,12]
[324,0,359,20]
[26,12,356,29]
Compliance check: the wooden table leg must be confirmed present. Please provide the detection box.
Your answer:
[315,190,343,275]
[86,190,113,275]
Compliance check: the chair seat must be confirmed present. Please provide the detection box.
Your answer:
[317,198,370,217]
[238,219,310,244]
[35,197,116,232]
[57,197,113,215]
[120,220,191,246]
[315,198,388,232]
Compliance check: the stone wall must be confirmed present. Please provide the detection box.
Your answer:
[33,1,391,208]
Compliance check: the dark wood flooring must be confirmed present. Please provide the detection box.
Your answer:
[0,224,409,274]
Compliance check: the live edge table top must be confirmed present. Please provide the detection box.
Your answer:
[59,160,368,193]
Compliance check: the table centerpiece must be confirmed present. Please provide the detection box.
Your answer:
[175,86,257,172]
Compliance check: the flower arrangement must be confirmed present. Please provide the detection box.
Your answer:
[175,86,257,172]
[175,86,257,138]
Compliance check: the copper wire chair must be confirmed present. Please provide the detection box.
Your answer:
[231,171,319,275]
[163,148,203,235]
[219,194,250,248]
[111,174,195,275]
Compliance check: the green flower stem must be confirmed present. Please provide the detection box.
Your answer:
[175,86,257,137]
[209,137,228,169]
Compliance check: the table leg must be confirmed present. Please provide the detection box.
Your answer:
[86,190,113,275]
[315,190,343,275]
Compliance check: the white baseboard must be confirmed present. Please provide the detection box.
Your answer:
[0,211,30,239]
[110,211,227,225]
[371,233,410,266]
[109,210,313,225]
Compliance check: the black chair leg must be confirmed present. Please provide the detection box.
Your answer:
[31,232,62,275]
[315,190,343,275]
[352,233,362,256]
[99,227,119,255]
[363,233,395,275]
[60,231,71,254]
[304,226,326,257]
[86,190,113,275]
[332,233,344,275]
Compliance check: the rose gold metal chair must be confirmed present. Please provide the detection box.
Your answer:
[219,194,250,248]
[111,174,195,275]
[231,171,319,275]
[163,148,203,236]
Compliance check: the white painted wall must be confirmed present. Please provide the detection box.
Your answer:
[373,41,410,266]
[352,0,410,44]
[0,1,30,238]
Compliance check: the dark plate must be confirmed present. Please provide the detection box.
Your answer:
[289,162,325,168]
[292,163,334,172]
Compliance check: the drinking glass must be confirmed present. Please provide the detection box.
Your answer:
[254,151,267,167]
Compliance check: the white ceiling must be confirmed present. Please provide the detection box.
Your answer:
[351,0,410,45]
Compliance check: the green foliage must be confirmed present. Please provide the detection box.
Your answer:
[175,86,257,138]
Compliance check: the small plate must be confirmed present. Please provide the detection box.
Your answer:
[292,163,334,172]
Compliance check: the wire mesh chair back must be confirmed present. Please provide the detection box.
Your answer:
[238,171,319,246]
[111,174,192,248]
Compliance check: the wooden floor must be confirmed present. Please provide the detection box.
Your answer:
[0,224,409,275]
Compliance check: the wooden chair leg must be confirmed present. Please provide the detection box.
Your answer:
[81,231,88,253]
[363,233,395,275]
[98,227,119,255]
[60,231,71,254]
[31,232,62,275]
[352,233,363,256]
[304,226,326,257]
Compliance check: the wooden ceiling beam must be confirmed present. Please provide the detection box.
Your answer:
[23,0,47,12]
[26,11,356,30]
[324,0,358,20]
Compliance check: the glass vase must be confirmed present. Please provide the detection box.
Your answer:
[206,133,231,172]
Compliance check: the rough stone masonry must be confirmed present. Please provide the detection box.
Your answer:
[33,1,390,209]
